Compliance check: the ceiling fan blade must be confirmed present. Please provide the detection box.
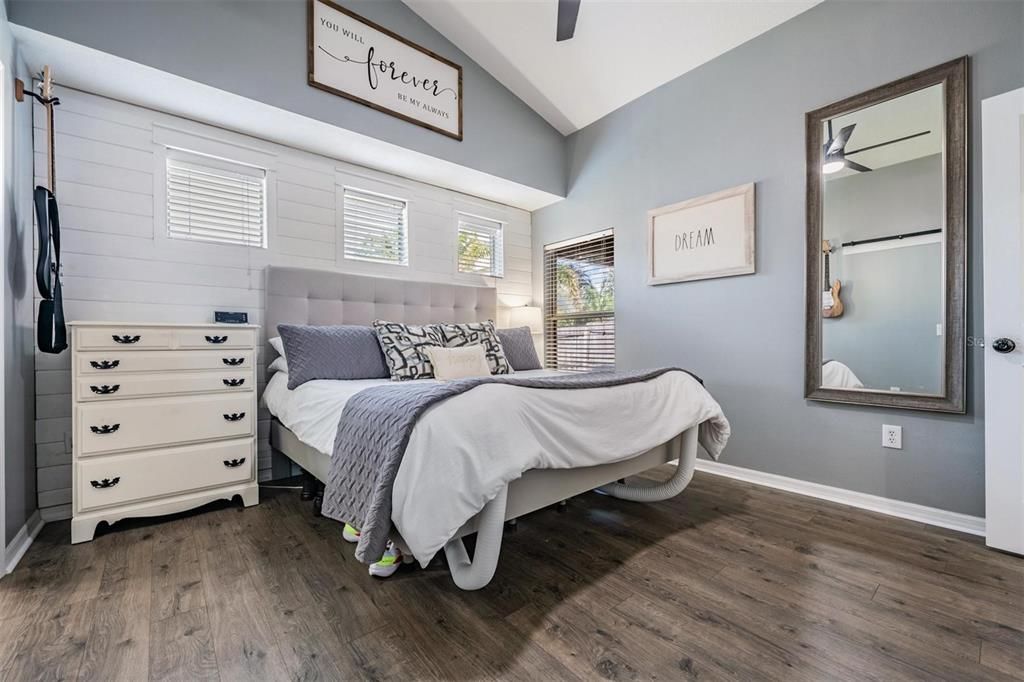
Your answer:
[845,159,873,173]
[826,124,856,156]
[556,0,581,41]
[845,130,930,156]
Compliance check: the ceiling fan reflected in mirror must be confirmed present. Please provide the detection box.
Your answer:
[557,0,581,42]
[822,120,931,175]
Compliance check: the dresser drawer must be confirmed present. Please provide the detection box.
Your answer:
[177,328,257,350]
[78,393,254,456]
[76,327,175,350]
[77,371,253,401]
[78,350,254,375]
[77,439,253,512]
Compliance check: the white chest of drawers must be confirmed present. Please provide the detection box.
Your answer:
[70,322,260,543]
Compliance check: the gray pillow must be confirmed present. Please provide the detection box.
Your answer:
[497,326,542,371]
[277,324,389,389]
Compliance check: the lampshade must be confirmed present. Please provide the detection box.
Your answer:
[506,305,542,334]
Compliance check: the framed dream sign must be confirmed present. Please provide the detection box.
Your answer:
[647,183,756,285]
[308,0,463,140]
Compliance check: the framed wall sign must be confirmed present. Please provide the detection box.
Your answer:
[308,0,463,140]
[647,183,756,285]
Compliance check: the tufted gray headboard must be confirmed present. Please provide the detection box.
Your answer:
[264,266,497,357]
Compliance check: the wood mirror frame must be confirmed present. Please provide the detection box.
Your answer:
[804,57,967,413]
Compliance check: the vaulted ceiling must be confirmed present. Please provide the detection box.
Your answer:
[405,0,822,135]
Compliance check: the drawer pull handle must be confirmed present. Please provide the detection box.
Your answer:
[223,412,246,422]
[223,458,246,468]
[90,477,120,489]
[223,378,245,387]
[90,424,120,435]
[205,335,228,344]
[90,360,120,370]
[222,357,245,366]
[90,384,120,395]
[112,335,140,344]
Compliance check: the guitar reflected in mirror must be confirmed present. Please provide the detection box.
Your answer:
[821,240,844,319]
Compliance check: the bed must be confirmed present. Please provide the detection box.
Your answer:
[264,266,729,590]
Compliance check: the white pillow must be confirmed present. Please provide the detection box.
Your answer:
[424,345,491,381]
[268,336,287,373]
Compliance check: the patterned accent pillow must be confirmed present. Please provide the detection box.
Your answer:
[434,320,513,375]
[373,321,443,381]
[496,326,542,371]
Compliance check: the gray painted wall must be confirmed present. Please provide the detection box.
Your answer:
[2,1,36,546]
[7,0,566,197]
[532,0,1023,516]
[822,155,943,393]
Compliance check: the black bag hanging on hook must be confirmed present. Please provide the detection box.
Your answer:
[35,185,67,354]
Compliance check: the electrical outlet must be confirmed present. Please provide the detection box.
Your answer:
[882,424,902,449]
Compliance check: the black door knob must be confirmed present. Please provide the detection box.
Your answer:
[992,337,1016,354]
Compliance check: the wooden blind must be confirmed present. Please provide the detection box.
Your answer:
[457,213,504,277]
[343,187,409,265]
[543,230,614,371]
[166,156,266,247]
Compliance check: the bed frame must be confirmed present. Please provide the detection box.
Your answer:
[265,266,700,590]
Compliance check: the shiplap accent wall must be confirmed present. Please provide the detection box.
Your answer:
[33,87,532,521]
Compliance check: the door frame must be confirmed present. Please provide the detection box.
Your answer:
[982,86,1024,554]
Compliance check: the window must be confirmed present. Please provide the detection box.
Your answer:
[543,230,614,371]
[457,213,504,277]
[343,187,409,265]
[166,153,266,247]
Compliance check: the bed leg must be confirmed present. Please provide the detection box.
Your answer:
[300,469,316,501]
[444,485,509,591]
[312,482,324,517]
[556,499,568,513]
[596,427,699,503]
[504,518,518,533]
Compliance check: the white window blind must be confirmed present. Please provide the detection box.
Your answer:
[343,187,409,265]
[166,155,266,247]
[543,230,615,371]
[457,213,504,277]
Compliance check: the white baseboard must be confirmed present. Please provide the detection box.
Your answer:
[5,510,44,574]
[694,460,986,537]
[40,505,71,523]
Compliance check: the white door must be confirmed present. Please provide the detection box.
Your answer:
[983,87,1024,555]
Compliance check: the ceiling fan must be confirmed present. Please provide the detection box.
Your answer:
[822,120,931,175]
[557,0,581,42]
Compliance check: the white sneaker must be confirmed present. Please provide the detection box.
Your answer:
[368,541,404,578]
[342,523,360,543]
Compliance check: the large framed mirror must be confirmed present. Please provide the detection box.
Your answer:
[805,57,967,413]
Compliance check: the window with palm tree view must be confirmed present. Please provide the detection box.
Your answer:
[543,230,614,371]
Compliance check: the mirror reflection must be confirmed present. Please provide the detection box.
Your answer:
[819,83,945,394]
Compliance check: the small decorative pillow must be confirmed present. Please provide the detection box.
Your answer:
[433,320,513,375]
[373,321,444,381]
[424,345,492,381]
[496,326,542,371]
[277,325,389,389]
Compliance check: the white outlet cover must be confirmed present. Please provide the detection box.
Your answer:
[883,424,903,449]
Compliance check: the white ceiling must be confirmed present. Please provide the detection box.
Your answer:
[405,0,822,135]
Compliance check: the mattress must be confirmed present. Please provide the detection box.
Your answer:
[263,369,726,564]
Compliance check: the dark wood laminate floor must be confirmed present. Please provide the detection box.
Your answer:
[1,469,1022,681]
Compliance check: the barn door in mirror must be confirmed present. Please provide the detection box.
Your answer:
[805,58,967,413]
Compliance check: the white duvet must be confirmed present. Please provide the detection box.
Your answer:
[263,369,730,565]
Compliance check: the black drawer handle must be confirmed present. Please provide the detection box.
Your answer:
[90,384,120,395]
[90,477,120,489]
[223,458,246,468]
[222,357,244,366]
[205,335,228,344]
[222,378,245,387]
[90,424,120,435]
[90,360,120,370]
[223,412,245,422]
[112,335,140,344]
